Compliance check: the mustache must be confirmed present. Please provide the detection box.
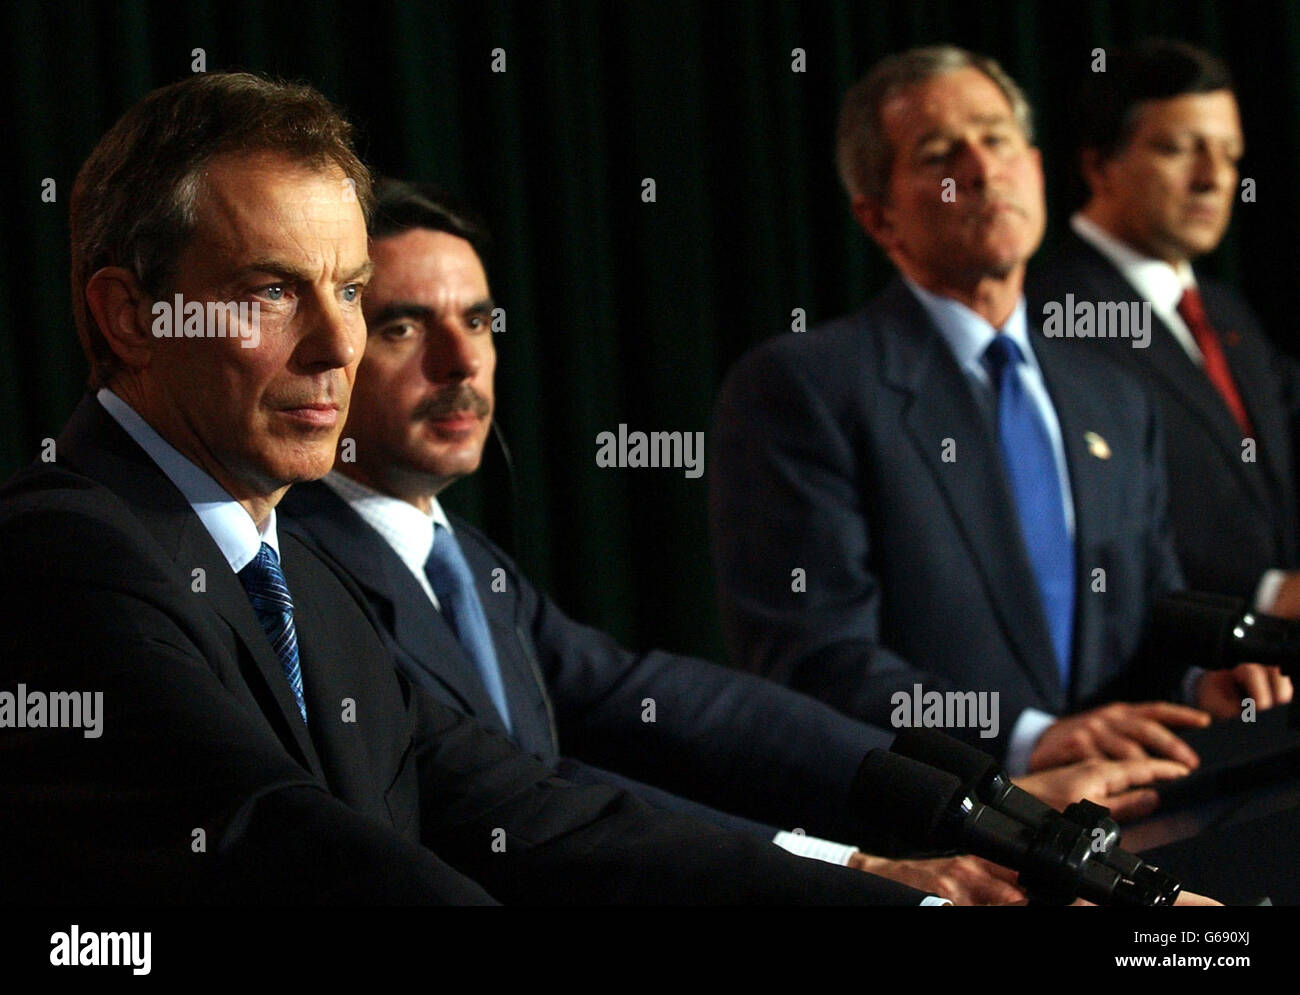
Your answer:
[413,385,490,421]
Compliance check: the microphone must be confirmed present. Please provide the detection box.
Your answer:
[1152,591,1300,672]
[890,729,1181,903]
[849,750,1175,905]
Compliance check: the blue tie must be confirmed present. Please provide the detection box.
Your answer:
[983,335,1076,685]
[237,542,308,724]
[425,524,513,732]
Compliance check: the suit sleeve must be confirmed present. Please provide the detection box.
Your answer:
[454,522,897,845]
[0,490,923,905]
[708,340,1038,761]
[406,682,927,903]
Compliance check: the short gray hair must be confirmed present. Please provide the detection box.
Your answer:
[835,46,1035,202]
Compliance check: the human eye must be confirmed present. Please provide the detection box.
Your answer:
[255,284,287,302]
[379,320,419,341]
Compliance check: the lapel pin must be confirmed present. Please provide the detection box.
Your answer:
[1084,431,1111,460]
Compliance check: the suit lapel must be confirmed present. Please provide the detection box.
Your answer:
[1055,233,1278,515]
[1032,333,1113,702]
[1202,285,1291,507]
[57,396,324,775]
[451,519,561,758]
[877,282,1061,703]
[279,483,509,731]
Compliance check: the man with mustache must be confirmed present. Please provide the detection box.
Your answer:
[1030,41,1300,674]
[279,180,1201,905]
[709,45,1284,778]
[0,70,955,905]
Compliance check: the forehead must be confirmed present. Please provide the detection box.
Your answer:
[880,66,1017,143]
[193,153,368,259]
[1129,89,1242,137]
[367,229,488,299]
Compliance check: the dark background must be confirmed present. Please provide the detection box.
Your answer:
[3,0,1296,663]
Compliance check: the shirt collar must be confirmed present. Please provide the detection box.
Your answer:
[1071,212,1196,312]
[902,275,1036,378]
[96,388,276,572]
[321,471,451,578]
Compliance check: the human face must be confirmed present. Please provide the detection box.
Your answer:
[137,153,370,506]
[863,66,1045,292]
[1084,90,1242,263]
[343,229,496,508]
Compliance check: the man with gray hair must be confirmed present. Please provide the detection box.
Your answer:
[710,46,1285,779]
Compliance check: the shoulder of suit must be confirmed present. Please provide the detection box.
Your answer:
[721,304,881,393]
[0,462,177,585]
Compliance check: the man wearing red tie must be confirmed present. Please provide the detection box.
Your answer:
[1029,41,1300,723]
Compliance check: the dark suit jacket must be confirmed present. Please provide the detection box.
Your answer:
[1028,231,1300,598]
[0,396,925,905]
[709,278,1186,762]
[281,480,899,845]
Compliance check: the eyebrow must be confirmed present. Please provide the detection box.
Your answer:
[914,115,1016,146]
[232,259,375,284]
[368,297,496,328]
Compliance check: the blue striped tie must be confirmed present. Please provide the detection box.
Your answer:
[425,524,513,732]
[237,542,308,724]
[983,335,1076,686]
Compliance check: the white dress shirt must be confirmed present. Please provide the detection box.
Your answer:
[96,388,276,571]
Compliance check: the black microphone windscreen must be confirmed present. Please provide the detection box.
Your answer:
[849,750,966,848]
[891,728,999,796]
[1151,591,1247,669]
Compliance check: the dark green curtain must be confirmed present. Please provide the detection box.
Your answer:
[4,0,1297,663]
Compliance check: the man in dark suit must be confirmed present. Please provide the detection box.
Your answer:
[0,71,938,905]
[1029,41,1300,674]
[709,46,1287,777]
[282,181,1197,903]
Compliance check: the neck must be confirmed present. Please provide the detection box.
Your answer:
[899,261,1025,328]
[337,463,442,515]
[108,377,285,530]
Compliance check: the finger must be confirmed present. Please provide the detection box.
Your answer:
[1111,716,1200,768]
[1131,702,1212,727]
[1235,664,1274,710]
[968,856,1020,884]
[1100,786,1161,822]
[1278,671,1294,704]
[1097,757,1190,793]
[1174,891,1223,906]
[1270,667,1293,704]
[947,861,1026,905]
[1092,727,1149,762]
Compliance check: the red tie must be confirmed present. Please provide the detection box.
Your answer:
[1177,287,1254,438]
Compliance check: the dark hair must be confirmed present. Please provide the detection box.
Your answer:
[369,178,491,256]
[70,71,374,388]
[1075,39,1234,160]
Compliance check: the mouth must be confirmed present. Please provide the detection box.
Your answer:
[423,410,482,435]
[278,403,340,428]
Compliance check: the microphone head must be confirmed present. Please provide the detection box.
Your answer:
[891,728,1001,799]
[1151,591,1247,670]
[848,750,968,849]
